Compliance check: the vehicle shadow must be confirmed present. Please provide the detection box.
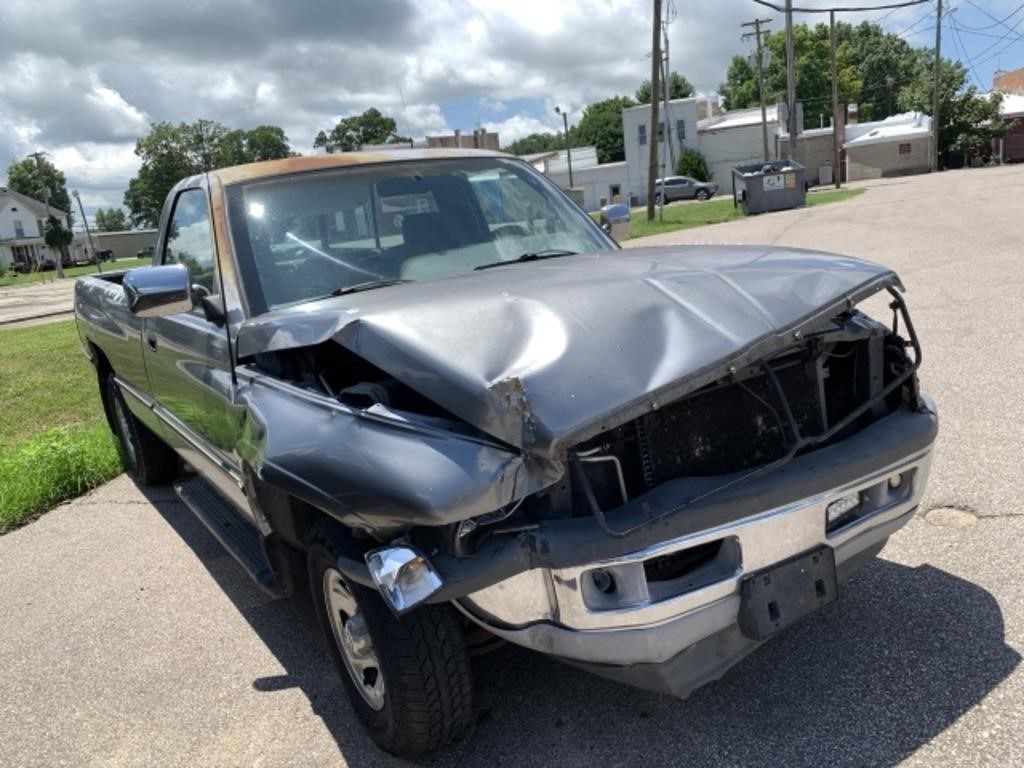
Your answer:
[145,490,1019,768]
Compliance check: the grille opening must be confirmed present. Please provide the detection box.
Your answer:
[572,319,913,516]
[644,539,724,583]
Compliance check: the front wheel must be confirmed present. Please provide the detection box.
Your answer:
[103,372,178,485]
[307,521,474,758]
[696,189,710,201]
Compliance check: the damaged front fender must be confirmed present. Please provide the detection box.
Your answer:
[234,371,564,536]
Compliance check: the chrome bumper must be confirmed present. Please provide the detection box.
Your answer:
[457,442,933,668]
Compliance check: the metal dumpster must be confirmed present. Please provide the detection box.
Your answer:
[732,160,806,215]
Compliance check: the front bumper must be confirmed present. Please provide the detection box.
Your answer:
[454,398,936,697]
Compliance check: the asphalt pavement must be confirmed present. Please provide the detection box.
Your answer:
[0,277,76,326]
[1,165,1022,767]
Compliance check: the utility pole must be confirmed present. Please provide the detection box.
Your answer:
[742,17,773,161]
[554,106,574,188]
[931,0,943,172]
[830,10,841,188]
[784,0,797,162]
[646,0,662,222]
[29,150,64,279]
[72,190,100,274]
[661,1,677,177]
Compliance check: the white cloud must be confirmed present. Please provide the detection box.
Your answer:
[0,0,991,212]
[482,115,561,144]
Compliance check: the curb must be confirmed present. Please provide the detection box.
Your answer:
[0,309,74,327]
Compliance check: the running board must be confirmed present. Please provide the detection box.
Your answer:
[175,476,276,588]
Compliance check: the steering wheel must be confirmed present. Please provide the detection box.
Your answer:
[491,224,531,239]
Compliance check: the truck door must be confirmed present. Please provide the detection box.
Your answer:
[142,186,248,511]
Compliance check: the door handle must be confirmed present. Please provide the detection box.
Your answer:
[146,334,158,351]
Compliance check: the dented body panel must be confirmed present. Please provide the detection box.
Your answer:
[236,246,898,456]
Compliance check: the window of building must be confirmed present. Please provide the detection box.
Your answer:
[676,120,686,145]
[163,188,217,294]
[13,220,24,238]
[609,183,621,201]
[898,143,911,155]
[657,122,665,143]
[638,124,647,146]
[37,219,47,236]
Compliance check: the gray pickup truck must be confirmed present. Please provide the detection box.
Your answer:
[75,150,937,758]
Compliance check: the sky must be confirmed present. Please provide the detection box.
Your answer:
[1,0,1021,220]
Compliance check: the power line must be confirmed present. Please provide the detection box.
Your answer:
[891,9,934,37]
[953,2,1024,32]
[753,0,929,13]
[962,0,1024,39]
[949,15,985,89]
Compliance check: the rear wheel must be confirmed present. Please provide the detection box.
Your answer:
[103,372,179,485]
[654,193,663,205]
[307,521,474,758]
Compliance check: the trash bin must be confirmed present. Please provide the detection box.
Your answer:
[731,160,806,215]
[599,203,631,242]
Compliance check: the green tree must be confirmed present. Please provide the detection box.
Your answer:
[6,155,72,219]
[676,149,711,182]
[503,132,565,155]
[636,71,694,104]
[124,120,294,227]
[94,207,130,232]
[43,216,73,278]
[314,108,401,152]
[719,23,863,128]
[898,53,1006,164]
[216,125,294,166]
[575,96,635,163]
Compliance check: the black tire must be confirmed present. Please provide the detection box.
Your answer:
[696,189,710,201]
[654,193,663,205]
[307,521,474,758]
[103,372,179,485]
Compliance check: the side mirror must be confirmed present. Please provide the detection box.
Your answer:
[123,264,192,317]
[599,203,631,243]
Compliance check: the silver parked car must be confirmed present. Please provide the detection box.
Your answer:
[654,175,719,203]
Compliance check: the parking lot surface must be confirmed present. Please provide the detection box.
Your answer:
[1,166,1022,767]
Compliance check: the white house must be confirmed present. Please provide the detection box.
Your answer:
[0,187,72,271]
[622,96,719,205]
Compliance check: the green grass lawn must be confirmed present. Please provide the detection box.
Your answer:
[0,320,121,532]
[0,257,151,289]
[605,186,865,241]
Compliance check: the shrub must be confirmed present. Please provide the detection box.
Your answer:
[676,149,711,182]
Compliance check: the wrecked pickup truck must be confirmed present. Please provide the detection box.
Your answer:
[74,150,937,758]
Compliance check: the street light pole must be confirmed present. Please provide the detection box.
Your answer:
[555,106,574,188]
[72,191,100,274]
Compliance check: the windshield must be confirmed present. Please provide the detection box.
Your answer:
[225,157,614,313]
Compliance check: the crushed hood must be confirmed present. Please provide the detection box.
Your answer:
[237,246,900,456]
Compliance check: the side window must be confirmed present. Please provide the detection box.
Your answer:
[163,189,216,294]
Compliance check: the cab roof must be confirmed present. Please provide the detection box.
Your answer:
[213,148,508,186]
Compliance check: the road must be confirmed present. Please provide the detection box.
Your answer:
[1,165,1022,767]
[0,278,76,326]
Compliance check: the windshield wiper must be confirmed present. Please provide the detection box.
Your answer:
[474,249,578,271]
[328,278,411,297]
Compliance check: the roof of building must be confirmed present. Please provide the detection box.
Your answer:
[622,94,716,114]
[519,150,561,163]
[214,148,507,185]
[0,187,70,219]
[993,92,1024,117]
[699,105,779,132]
[843,112,931,149]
